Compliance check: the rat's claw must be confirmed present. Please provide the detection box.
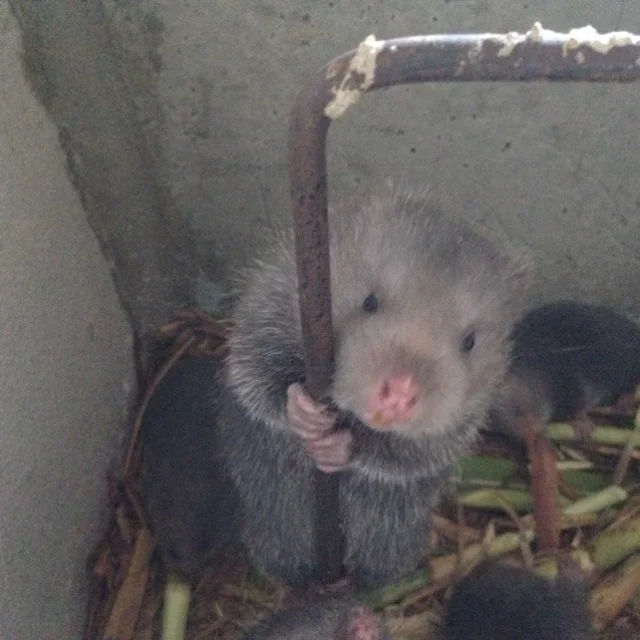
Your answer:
[287,383,325,414]
[287,382,337,437]
[303,429,353,472]
[287,383,352,471]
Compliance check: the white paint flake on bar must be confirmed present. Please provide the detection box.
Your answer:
[495,22,640,58]
[563,25,640,57]
[325,35,385,119]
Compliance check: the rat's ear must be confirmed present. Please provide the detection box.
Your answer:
[509,249,535,289]
[504,248,535,308]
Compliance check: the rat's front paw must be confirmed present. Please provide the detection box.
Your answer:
[286,383,352,472]
[570,410,596,440]
[286,382,336,436]
[302,428,353,473]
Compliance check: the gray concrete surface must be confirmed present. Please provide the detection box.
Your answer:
[10,0,198,341]
[0,5,134,638]
[2,1,640,638]
[9,1,640,327]
[111,0,640,316]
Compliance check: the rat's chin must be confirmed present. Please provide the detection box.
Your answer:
[357,410,422,436]
[334,394,422,435]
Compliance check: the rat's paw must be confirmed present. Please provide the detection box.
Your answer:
[302,429,353,473]
[571,410,596,440]
[286,382,337,437]
[286,383,352,472]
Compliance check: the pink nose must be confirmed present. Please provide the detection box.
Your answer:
[369,374,419,427]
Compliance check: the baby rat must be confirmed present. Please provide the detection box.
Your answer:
[241,563,590,640]
[240,600,389,640]
[142,185,531,590]
[441,562,592,640]
[491,301,640,438]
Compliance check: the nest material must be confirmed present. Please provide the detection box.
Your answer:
[85,308,640,640]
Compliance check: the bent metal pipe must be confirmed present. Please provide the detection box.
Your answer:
[287,23,640,582]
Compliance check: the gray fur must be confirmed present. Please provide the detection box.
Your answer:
[240,599,390,640]
[442,562,592,640]
[143,184,531,586]
[489,301,640,437]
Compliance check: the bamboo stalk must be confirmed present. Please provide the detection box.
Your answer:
[547,423,640,447]
[590,554,640,629]
[161,576,191,640]
[563,486,628,517]
[592,516,640,569]
[457,488,533,512]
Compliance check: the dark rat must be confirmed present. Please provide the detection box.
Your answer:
[240,563,590,640]
[240,599,389,640]
[141,357,241,580]
[490,301,640,438]
[441,562,592,640]
[142,184,531,589]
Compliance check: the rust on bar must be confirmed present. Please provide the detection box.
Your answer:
[288,23,640,584]
[288,76,342,583]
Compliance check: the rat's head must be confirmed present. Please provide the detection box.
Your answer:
[328,187,532,439]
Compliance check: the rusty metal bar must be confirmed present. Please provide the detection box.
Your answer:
[288,24,640,583]
[289,71,340,584]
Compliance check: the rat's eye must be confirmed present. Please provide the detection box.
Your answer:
[362,293,379,314]
[461,331,476,353]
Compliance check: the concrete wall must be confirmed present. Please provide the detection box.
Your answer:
[10,0,199,340]
[108,0,640,316]
[0,4,134,638]
[9,1,640,328]
[2,1,640,638]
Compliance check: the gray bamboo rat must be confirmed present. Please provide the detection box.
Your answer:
[240,563,591,640]
[490,301,640,439]
[240,599,389,640]
[142,184,532,588]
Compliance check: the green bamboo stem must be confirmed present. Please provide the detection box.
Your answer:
[556,460,594,471]
[457,480,618,513]
[534,549,593,578]
[359,569,429,609]
[592,516,640,569]
[457,488,533,512]
[455,456,604,496]
[363,513,640,611]
[562,486,628,516]
[590,553,640,629]
[546,423,640,446]
[560,469,609,494]
[162,575,191,640]
[362,528,537,608]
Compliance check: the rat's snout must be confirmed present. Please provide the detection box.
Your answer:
[367,373,420,428]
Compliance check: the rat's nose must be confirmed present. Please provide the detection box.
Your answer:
[368,374,419,427]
